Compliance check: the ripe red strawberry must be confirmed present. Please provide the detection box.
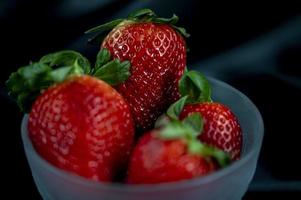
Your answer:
[168,70,243,160]
[6,51,135,182]
[86,9,189,131]
[28,75,134,181]
[127,114,230,184]
[127,132,216,184]
[26,75,134,181]
[180,103,242,160]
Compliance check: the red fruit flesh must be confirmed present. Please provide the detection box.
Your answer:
[102,22,186,131]
[127,132,216,184]
[28,75,134,181]
[180,103,242,160]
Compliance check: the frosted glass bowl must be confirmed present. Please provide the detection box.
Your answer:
[21,77,264,200]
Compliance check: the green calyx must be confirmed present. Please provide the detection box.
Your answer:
[187,139,231,167]
[157,113,230,167]
[166,70,212,121]
[40,50,91,74]
[179,70,212,104]
[90,48,131,86]
[6,50,89,112]
[167,95,188,120]
[85,8,190,44]
[6,48,131,113]
[159,113,203,140]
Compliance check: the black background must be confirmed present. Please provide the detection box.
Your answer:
[1,0,301,199]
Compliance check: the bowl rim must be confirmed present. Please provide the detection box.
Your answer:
[21,77,264,193]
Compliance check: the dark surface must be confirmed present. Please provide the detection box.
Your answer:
[1,0,301,199]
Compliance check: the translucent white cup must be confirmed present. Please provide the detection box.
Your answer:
[21,77,264,200]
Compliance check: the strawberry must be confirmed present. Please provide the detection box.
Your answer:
[180,103,242,160]
[86,9,189,131]
[126,132,215,184]
[127,113,230,184]
[6,51,134,181]
[167,70,243,160]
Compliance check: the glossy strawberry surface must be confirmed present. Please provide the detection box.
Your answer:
[28,75,134,181]
[127,132,216,184]
[102,22,186,130]
[180,102,242,160]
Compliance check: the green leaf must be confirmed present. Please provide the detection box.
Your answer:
[128,9,190,38]
[184,66,188,73]
[49,65,83,83]
[40,50,91,74]
[48,66,72,83]
[179,70,212,104]
[85,19,124,34]
[187,139,204,154]
[95,48,111,70]
[6,50,88,112]
[6,63,51,95]
[158,113,203,140]
[187,141,231,167]
[158,121,188,140]
[182,113,203,137]
[154,114,171,128]
[128,8,156,20]
[210,147,231,167]
[6,62,52,112]
[85,8,189,46]
[172,25,190,38]
[93,59,130,85]
[152,14,179,25]
[166,96,188,120]
[90,48,131,85]
[87,33,107,45]
[85,19,127,45]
